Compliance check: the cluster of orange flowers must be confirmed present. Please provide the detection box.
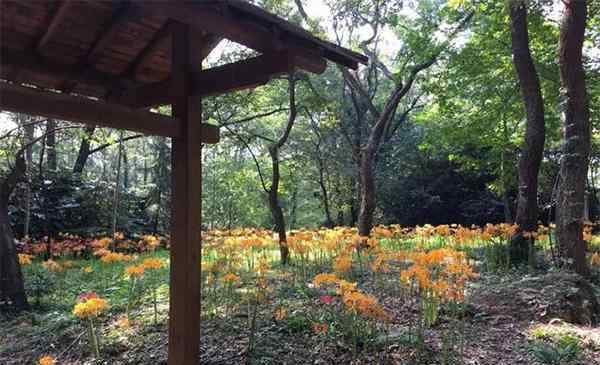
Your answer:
[400,248,477,302]
[312,273,390,322]
[42,259,64,272]
[19,233,164,259]
[18,253,33,265]
[72,292,109,319]
[38,355,56,365]
[125,258,164,278]
[99,251,134,263]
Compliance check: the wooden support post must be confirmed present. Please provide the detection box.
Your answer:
[168,22,202,365]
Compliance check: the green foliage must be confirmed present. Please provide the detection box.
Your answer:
[23,265,56,306]
[483,239,512,272]
[285,312,312,333]
[528,335,581,365]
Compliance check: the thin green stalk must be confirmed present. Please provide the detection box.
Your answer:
[88,318,100,358]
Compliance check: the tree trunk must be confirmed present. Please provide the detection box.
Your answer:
[289,185,298,230]
[358,148,376,236]
[0,153,29,310]
[317,158,333,228]
[268,146,289,265]
[265,76,297,265]
[45,119,57,173]
[508,0,546,265]
[23,118,34,238]
[556,0,590,277]
[111,132,124,242]
[73,126,96,175]
[122,143,129,190]
[153,137,168,234]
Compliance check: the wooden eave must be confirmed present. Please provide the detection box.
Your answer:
[0,0,367,108]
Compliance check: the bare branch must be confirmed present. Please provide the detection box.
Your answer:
[223,124,269,193]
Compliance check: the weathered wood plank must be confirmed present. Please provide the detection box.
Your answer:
[168,22,203,365]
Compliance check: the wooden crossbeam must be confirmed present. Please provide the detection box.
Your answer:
[0,82,220,143]
[117,51,300,108]
[0,82,179,137]
[136,2,329,73]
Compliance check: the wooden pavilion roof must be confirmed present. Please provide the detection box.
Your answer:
[0,0,367,105]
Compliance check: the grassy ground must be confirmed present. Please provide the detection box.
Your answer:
[2,227,600,364]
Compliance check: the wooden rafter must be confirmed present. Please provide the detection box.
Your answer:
[62,1,141,93]
[125,19,173,80]
[35,0,73,52]
[1,48,130,94]
[117,50,321,108]
[9,1,70,83]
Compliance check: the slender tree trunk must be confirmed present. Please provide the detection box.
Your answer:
[45,119,57,173]
[268,146,289,265]
[42,121,54,257]
[317,158,334,228]
[122,144,129,190]
[143,141,148,185]
[349,181,358,226]
[0,153,29,310]
[508,0,546,265]
[289,185,298,230]
[307,110,334,228]
[153,137,168,234]
[556,0,590,277]
[111,132,124,242]
[265,76,297,265]
[73,126,96,175]
[23,118,34,238]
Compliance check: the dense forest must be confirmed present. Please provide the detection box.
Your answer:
[1,0,600,364]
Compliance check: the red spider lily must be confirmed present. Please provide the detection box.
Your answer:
[77,291,99,303]
[319,295,335,305]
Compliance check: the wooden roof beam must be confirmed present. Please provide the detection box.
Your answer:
[0,82,179,137]
[116,50,312,109]
[137,2,332,72]
[0,82,220,143]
